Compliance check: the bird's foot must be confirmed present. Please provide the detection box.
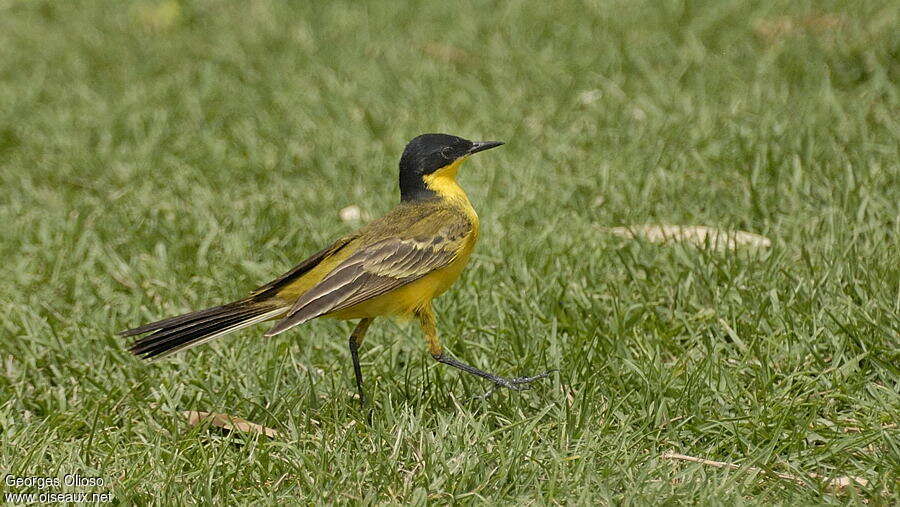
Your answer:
[476,369,556,399]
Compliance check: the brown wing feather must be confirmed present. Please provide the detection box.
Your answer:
[264,212,470,336]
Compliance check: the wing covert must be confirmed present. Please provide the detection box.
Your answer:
[264,210,471,335]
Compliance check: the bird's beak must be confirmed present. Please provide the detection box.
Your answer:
[467,141,504,155]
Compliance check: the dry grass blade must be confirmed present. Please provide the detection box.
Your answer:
[661,451,868,491]
[753,14,845,44]
[601,225,772,249]
[183,410,279,438]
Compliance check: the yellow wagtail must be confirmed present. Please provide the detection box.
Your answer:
[121,133,552,404]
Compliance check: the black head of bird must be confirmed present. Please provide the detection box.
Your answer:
[399,133,504,202]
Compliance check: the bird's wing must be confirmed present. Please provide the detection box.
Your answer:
[247,235,356,300]
[264,207,471,336]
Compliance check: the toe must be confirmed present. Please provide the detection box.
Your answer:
[510,370,555,384]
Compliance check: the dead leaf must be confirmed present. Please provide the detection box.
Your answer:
[601,225,771,249]
[802,13,844,33]
[753,16,795,42]
[422,43,470,64]
[661,451,868,491]
[183,411,279,438]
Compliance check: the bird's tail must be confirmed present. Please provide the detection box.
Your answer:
[121,300,288,360]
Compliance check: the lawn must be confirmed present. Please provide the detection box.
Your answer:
[1,0,898,503]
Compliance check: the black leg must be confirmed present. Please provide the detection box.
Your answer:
[348,318,373,407]
[417,306,553,395]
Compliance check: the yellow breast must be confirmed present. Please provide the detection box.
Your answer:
[416,158,480,301]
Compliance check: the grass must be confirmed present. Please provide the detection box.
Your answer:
[1,0,898,503]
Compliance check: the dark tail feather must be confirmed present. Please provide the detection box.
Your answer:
[122,301,287,360]
[120,302,244,337]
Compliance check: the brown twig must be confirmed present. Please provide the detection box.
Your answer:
[661,451,868,490]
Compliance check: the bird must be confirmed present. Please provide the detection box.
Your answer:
[121,133,552,405]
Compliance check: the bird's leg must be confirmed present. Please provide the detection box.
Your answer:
[417,307,553,394]
[348,318,374,407]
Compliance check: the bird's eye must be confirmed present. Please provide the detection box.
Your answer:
[440,147,453,159]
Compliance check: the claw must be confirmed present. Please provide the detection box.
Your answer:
[509,369,556,385]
